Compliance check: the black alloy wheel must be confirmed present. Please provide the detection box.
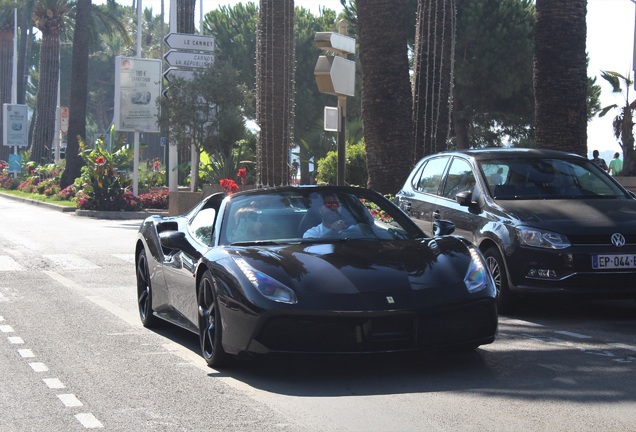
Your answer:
[198,270,229,368]
[136,249,159,327]
[484,246,517,314]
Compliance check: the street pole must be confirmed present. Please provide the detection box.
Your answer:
[133,0,143,196]
[168,0,178,193]
[336,20,349,186]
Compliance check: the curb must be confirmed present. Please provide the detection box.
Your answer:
[0,191,168,220]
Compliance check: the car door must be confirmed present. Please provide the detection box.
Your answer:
[163,205,218,328]
[400,156,450,235]
[434,156,484,242]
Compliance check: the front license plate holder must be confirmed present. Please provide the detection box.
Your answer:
[592,254,636,269]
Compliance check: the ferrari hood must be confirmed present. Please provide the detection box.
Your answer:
[229,238,473,297]
[498,199,636,235]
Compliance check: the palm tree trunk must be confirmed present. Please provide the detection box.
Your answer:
[256,0,295,187]
[412,0,456,159]
[17,0,35,105]
[0,28,13,164]
[534,0,587,156]
[61,0,91,189]
[30,32,60,164]
[358,0,413,194]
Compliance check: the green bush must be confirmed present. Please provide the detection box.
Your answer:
[75,137,140,211]
[316,140,368,187]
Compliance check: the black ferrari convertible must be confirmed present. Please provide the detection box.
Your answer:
[135,186,497,367]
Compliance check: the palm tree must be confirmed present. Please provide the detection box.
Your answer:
[0,0,16,164]
[357,0,413,194]
[412,0,456,158]
[255,0,295,186]
[61,0,131,188]
[533,0,587,156]
[598,71,636,176]
[30,0,72,164]
[60,0,90,188]
[17,0,35,105]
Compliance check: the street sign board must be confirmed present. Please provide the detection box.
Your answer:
[163,67,196,84]
[2,104,29,147]
[164,33,215,52]
[164,50,213,69]
[314,55,356,97]
[315,32,356,55]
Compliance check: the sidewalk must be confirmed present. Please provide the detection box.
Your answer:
[0,191,168,220]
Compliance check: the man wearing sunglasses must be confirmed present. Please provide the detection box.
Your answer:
[303,194,354,238]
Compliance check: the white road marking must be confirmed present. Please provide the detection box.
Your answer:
[43,378,66,389]
[554,330,592,339]
[18,349,34,358]
[112,254,135,264]
[86,296,141,327]
[58,394,83,407]
[75,413,103,429]
[43,254,100,270]
[0,315,3,321]
[8,336,24,344]
[0,324,14,333]
[0,255,25,271]
[29,362,49,372]
[44,271,84,290]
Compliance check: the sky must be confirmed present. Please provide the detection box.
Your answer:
[99,0,636,159]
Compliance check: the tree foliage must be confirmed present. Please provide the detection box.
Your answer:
[598,71,636,175]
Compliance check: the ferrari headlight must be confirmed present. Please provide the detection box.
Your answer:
[233,258,297,304]
[516,226,570,249]
[464,247,490,293]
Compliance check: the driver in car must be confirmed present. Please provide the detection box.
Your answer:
[303,195,355,238]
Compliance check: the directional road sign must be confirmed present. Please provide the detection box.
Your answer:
[314,55,356,97]
[164,50,213,69]
[164,33,215,52]
[163,67,196,84]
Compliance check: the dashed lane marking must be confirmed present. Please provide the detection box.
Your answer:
[0,324,14,333]
[75,413,104,429]
[43,378,66,389]
[28,362,49,372]
[8,336,24,344]
[18,349,34,358]
[58,394,83,408]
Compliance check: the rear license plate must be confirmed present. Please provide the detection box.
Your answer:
[592,254,636,269]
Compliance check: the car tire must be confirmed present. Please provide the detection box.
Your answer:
[484,246,517,314]
[198,270,229,368]
[136,249,160,328]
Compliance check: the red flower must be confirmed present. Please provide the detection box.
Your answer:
[153,160,160,171]
[237,168,247,185]
[220,178,239,194]
[95,156,106,165]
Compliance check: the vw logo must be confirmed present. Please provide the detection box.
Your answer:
[611,233,626,247]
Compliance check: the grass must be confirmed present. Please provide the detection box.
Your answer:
[0,189,77,208]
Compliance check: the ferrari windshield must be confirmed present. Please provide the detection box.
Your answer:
[220,189,422,245]
[480,158,629,200]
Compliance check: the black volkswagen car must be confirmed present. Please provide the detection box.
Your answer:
[396,148,636,312]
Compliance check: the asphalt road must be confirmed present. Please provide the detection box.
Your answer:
[1,195,635,431]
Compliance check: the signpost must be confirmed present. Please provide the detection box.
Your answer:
[164,51,213,69]
[314,23,356,186]
[162,30,216,193]
[164,33,215,52]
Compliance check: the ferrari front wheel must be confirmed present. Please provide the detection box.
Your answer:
[136,249,159,328]
[198,270,229,368]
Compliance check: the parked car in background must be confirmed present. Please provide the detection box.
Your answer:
[135,185,498,367]
[396,148,636,313]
